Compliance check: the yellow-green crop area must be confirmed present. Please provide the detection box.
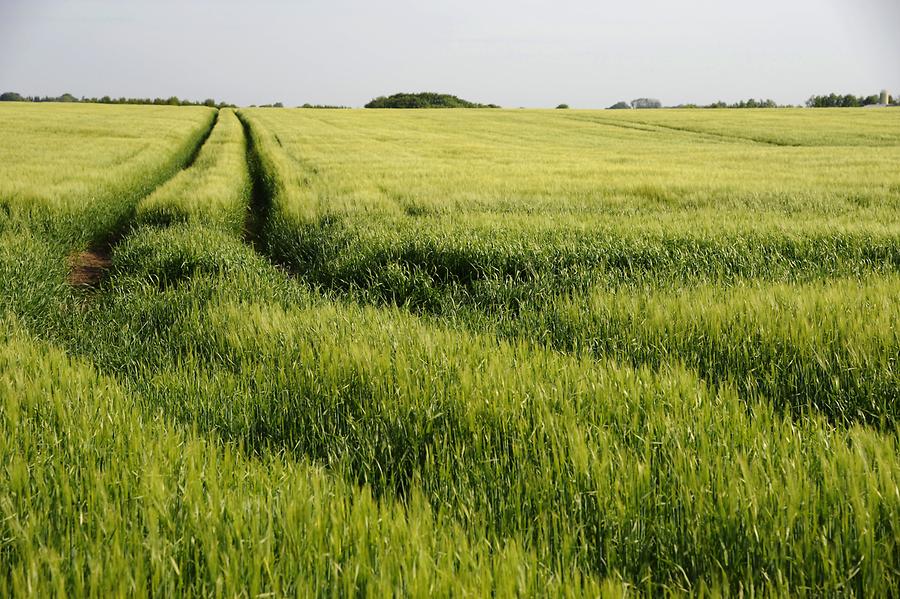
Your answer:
[1,102,899,596]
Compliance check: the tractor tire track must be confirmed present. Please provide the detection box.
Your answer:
[68,109,220,289]
[564,113,802,147]
[236,111,273,255]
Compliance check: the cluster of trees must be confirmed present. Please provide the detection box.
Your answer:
[365,93,499,109]
[0,91,234,108]
[630,98,662,109]
[605,99,663,109]
[1,91,80,103]
[806,93,894,107]
[605,99,662,109]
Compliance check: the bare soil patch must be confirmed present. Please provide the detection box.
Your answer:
[68,248,112,288]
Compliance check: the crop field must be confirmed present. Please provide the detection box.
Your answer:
[1,102,899,596]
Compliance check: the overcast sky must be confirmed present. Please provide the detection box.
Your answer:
[1,0,897,108]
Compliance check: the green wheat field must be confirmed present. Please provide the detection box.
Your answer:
[1,102,899,596]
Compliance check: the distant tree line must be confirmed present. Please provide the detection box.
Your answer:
[608,95,900,109]
[365,93,499,109]
[298,103,351,109]
[177,102,350,109]
[0,92,80,103]
[608,98,787,109]
[6,89,896,111]
[705,98,779,108]
[677,99,785,108]
[0,91,234,108]
[806,92,894,107]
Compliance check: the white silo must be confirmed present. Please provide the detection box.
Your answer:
[881,89,889,105]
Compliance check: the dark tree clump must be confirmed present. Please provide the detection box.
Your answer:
[365,92,499,109]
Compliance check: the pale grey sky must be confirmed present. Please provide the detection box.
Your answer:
[1,0,897,108]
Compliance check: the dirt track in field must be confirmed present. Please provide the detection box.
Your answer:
[67,248,112,288]
[65,109,220,290]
